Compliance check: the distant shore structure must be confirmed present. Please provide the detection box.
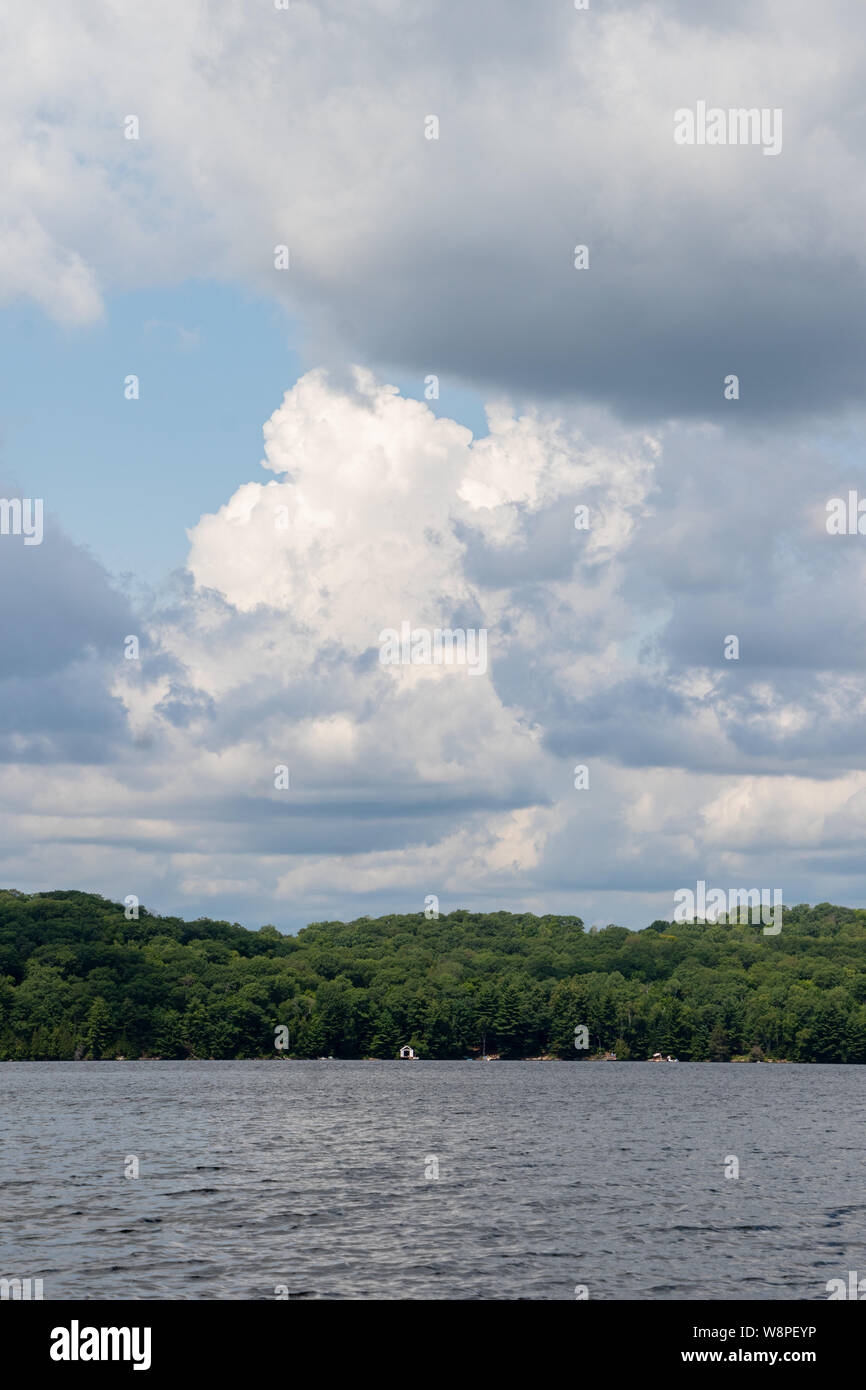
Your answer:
[398,1044,418,1059]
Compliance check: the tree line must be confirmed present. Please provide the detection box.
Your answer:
[1,889,866,1061]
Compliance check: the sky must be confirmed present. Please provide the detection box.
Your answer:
[3,0,866,932]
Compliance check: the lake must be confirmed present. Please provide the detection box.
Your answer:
[1,1061,863,1299]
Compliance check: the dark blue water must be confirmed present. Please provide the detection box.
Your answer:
[1,1061,863,1299]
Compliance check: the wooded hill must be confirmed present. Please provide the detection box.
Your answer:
[1,889,865,1061]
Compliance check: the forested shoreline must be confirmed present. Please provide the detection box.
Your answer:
[1,889,866,1062]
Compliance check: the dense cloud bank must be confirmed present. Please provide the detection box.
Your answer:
[3,2,866,924]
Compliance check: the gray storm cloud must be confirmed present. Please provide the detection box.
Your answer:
[2,0,865,419]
